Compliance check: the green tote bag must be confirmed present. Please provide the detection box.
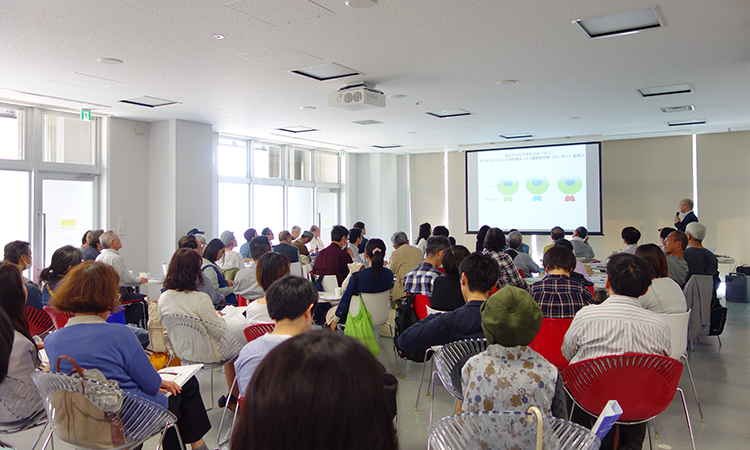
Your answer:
[344,294,381,356]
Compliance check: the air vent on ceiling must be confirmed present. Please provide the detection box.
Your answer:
[426,109,473,119]
[276,126,319,133]
[574,6,663,38]
[290,63,361,81]
[352,119,383,125]
[666,119,706,127]
[500,133,534,139]
[660,105,695,113]
[637,84,693,98]
[372,144,402,149]
[119,96,180,108]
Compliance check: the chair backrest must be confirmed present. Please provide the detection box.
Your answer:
[236,294,248,307]
[656,310,691,359]
[434,338,489,400]
[43,305,73,330]
[161,314,245,367]
[587,285,595,297]
[350,291,391,327]
[321,275,338,293]
[528,318,574,370]
[32,371,177,450]
[683,274,713,340]
[413,294,431,320]
[517,269,525,279]
[425,305,448,316]
[243,323,275,342]
[290,262,302,277]
[26,305,54,336]
[162,263,169,277]
[0,377,46,431]
[562,353,683,422]
[429,410,600,450]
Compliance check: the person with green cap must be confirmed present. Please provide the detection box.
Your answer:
[459,286,567,417]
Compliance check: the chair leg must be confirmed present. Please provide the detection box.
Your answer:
[646,420,653,450]
[717,335,722,347]
[218,376,239,446]
[676,388,697,450]
[652,418,658,439]
[30,422,48,450]
[415,348,433,411]
[156,423,184,450]
[429,370,436,426]
[682,355,705,423]
[206,368,215,411]
[386,324,401,377]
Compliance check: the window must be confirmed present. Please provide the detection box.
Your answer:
[0,170,30,245]
[287,187,314,231]
[0,107,23,161]
[43,113,95,165]
[218,183,249,235]
[218,138,247,177]
[289,147,312,181]
[317,151,339,183]
[253,141,281,178]
[253,185,284,235]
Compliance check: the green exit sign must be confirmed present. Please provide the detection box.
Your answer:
[81,110,92,121]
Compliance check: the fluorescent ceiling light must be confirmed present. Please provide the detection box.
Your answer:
[666,119,705,127]
[372,144,402,149]
[500,133,534,139]
[290,63,361,81]
[352,120,383,125]
[574,6,662,38]
[426,109,473,119]
[638,84,693,97]
[119,96,179,108]
[276,126,319,133]
[660,105,695,113]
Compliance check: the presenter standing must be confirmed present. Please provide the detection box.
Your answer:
[674,198,698,232]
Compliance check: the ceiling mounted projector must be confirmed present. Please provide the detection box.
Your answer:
[329,82,385,111]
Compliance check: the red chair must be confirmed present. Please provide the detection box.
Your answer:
[562,353,695,449]
[243,323,275,342]
[528,318,573,370]
[237,295,248,307]
[43,305,73,330]
[26,305,54,336]
[413,294,431,320]
[587,285,595,298]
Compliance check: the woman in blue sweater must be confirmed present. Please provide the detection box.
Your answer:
[44,262,212,450]
[330,238,394,330]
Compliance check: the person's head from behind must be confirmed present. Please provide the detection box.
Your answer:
[550,226,565,241]
[231,332,397,450]
[203,238,225,263]
[507,230,524,250]
[266,275,318,324]
[635,244,668,279]
[477,225,491,244]
[483,227,506,252]
[178,235,201,255]
[349,227,362,246]
[164,248,203,292]
[290,226,301,240]
[220,231,236,249]
[441,245,471,281]
[460,253,500,296]
[606,253,654,298]
[425,236,451,266]
[244,228,258,242]
[300,230,314,244]
[686,222,707,243]
[365,238,387,277]
[330,225,349,248]
[543,246,576,275]
[87,229,105,250]
[278,230,291,243]
[52,261,121,315]
[390,231,408,249]
[418,222,431,240]
[621,226,641,245]
[99,231,122,250]
[574,226,588,239]
[481,286,542,347]
[432,225,449,237]
[3,240,31,271]
[40,245,83,284]
[665,231,688,255]
[353,221,366,235]
[0,262,32,340]
[659,227,676,245]
[250,236,272,260]
[256,252,291,291]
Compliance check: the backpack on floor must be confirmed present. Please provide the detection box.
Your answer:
[708,306,727,336]
[393,294,432,363]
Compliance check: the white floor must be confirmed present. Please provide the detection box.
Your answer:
[6,301,750,449]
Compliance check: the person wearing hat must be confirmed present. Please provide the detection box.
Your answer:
[459,286,566,418]
[217,231,245,281]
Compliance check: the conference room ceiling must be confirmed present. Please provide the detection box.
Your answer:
[1,0,749,154]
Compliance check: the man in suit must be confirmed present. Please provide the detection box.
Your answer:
[674,198,698,232]
[272,230,300,263]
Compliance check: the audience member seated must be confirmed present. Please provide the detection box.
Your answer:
[218,231,245,280]
[80,230,90,250]
[570,226,595,259]
[231,332,398,450]
[158,248,239,410]
[530,246,594,319]
[308,225,325,255]
[3,241,43,310]
[329,239,394,330]
[238,228,257,262]
[311,225,353,286]
[659,227,676,251]
[40,245,82,306]
[416,222,431,255]
[430,245,470,312]
[292,230,313,265]
[272,230,300,263]
[235,275,317,396]
[683,222,720,309]
[403,236,450,298]
[506,230,539,275]
[82,229,104,261]
[460,286,566,418]
[508,228,530,254]
[432,225,456,246]
[475,225,490,253]
[96,231,149,325]
[246,253,291,325]
[290,225,302,241]
[202,238,237,307]
[234,236,272,302]
[347,227,365,265]
[352,221,368,254]
[261,227,275,246]
[664,230,689,288]
[0,306,36,427]
[543,226,565,254]
[635,244,687,314]
[178,236,224,309]
[389,231,424,302]
[620,226,641,254]
[563,253,670,450]
[398,253,499,351]
[44,262,212,450]
[483,228,528,290]
[553,239,593,283]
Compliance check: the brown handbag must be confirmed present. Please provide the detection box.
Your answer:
[50,355,126,449]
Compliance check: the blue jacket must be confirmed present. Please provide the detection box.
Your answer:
[398,300,485,350]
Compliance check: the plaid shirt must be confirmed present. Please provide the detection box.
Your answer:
[403,262,443,297]
[484,250,528,290]
[529,274,594,319]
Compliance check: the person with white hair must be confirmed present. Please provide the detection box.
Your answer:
[683,222,720,307]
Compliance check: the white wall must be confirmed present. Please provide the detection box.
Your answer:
[353,153,400,258]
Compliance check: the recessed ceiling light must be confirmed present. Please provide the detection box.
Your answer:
[637,83,693,98]
[426,109,473,119]
[500,133,534,139]
[277,126,319,133]
[666,119,705,127]
[300,106,317,110]
[574,6,663,38]
[213,34,225,40]
[566,116,581,120]
[389,94,406,99]
[290,63,361,81]
[499,80,519,85]
[412,101,422,106]
[346,0,377,8]
[660,105,695,113]
[97,58,123,65]
[352,120,383,126]
[372,144,402,149]
[119,96,180,108]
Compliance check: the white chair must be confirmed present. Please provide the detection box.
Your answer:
[290,262,302,277]
[350,291,400,367]
[415,307,448,411]
[430,338,489,425]
[321,275,339,293]
[161,263,169,277]
[656,310,704,424]
[0,377,50,450]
